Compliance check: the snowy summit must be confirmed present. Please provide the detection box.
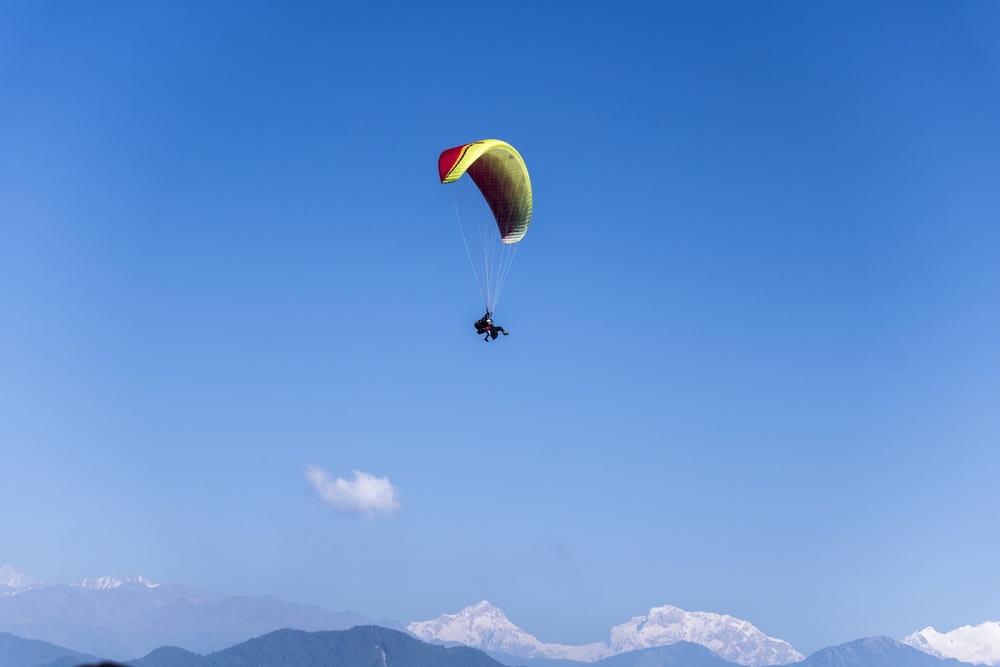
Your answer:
[0,564,40,594]
[407,600,607,661]
[608,605,804,666]
[408,601,803,666]
[74,574,160,590]
[904,622,1000,666]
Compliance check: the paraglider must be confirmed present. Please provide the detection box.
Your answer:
[438,139,532,341]
[474,310,509,342]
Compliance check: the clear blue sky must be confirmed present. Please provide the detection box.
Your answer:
[2,0,998,655]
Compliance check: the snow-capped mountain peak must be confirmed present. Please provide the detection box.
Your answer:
[1,567,160,594]
[903,622,1000,666]
[608,604,804,666]
[74,574,160,590]
[407,601,607,661]
[0,564,41,594]
[408,600,513,637]
[408,601,803,665]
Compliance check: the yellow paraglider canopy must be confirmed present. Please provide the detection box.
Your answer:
[438,139,532,244]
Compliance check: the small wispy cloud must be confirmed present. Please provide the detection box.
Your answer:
[304,465,401,517]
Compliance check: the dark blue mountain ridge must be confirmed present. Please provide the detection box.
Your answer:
[0,632,97,667]
[790,636,972,667]
[485,651,591,667]
[0,627,986,667]
[53,632,989,667]
[123,646,202,667]
[487,641,739,667]
[595,641,741,667]
[453,636,984,667]
[115,626,506,667]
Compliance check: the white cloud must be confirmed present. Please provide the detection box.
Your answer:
[305,465,401,517]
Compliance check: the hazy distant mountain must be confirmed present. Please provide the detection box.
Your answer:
[118,626,506,667]
[904,623,1000,666]
[76,575,161,591]
[0,566,372,660]
[1,565,41,593]
[0,632,97,667]
[408,601,802,666]
[793,636,970,667]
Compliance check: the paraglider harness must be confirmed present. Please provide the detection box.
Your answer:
[474,311,509,341]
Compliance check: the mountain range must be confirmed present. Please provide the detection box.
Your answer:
[2,565,999,667]
[407,600,802,666]
[1,626,504,667]
[0,566,376,659]
[407,602,1000,667]
[904,624,1000,667]
[0,628,986,667]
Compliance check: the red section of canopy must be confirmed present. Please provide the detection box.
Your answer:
[438,143,471,182]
